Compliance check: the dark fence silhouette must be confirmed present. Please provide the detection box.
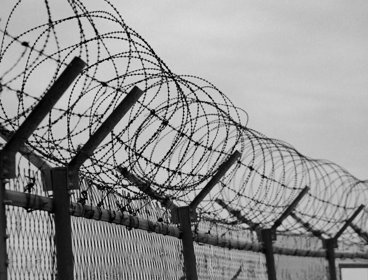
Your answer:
[0,1,367,279]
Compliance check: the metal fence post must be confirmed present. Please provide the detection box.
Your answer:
[51,85,144,278]
[323,205,364,280]
[177,206,198,280]
[51,167,74,280]
[180,151,240,279]
[324,238,337,280]
[122,151,240,279]
[260,229,277,280]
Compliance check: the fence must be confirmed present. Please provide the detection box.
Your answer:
[1,1,368,279]
[2,171,367,280]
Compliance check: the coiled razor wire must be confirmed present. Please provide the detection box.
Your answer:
[0,0,367,244]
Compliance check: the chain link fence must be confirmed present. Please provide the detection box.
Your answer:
[3,170,368,280]
[6,206,56,279]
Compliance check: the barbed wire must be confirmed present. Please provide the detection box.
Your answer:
[0,0,367,244]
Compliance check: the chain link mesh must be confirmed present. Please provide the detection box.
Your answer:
[195,243,268,280]
[71,217,184,279]
[6,206,56,280]
[275,255,327,280]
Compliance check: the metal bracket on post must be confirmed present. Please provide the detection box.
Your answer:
[290,210,338,280]
[322,205,365,280]
[334,205,365,241]
[67,86,144,190]
[51,86,143,279]
[258,186,309,280]
[120,150,240,280]
[215,199,277,280]
[179,151,240,280]
[215,200,275,280]
[216,185,309,280]
[0,57,85,280]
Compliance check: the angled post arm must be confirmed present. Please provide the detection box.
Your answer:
[0,57,86,280]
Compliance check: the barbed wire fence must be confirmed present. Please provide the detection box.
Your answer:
[0,1,367,279]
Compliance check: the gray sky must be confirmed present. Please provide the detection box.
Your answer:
[113,0,368,179]
[1,0,367,180]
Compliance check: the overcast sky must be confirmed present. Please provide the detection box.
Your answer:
[112,1,368,179]
[1,1,367,180]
